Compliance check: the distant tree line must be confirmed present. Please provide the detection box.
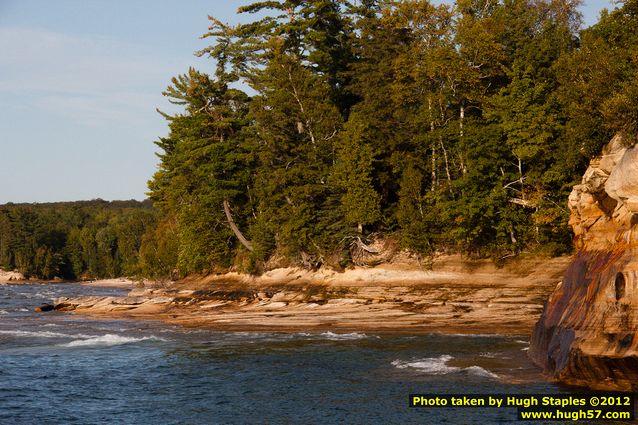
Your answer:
[0,200,159,279]
[6,1,638,280]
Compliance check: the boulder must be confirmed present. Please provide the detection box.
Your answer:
[34,303,54,312]
[605,146,638,213]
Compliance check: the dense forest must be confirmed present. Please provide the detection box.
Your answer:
[0,200,159,279]
[3,0,638,280]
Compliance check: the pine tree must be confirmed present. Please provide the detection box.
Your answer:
[249,48,343,263]
[332,112,381,233]
[148,68,252,274]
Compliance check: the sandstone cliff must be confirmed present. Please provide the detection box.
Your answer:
[530,134,638,391]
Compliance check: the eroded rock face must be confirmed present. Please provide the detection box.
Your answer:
[530,134,638,391]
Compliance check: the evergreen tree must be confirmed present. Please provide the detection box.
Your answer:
[148,68,253,274]
[249,48,344,263]
[332,112,381,233]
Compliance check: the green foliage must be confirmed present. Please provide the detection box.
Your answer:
[555,0,638,161]
[138,218,179,279]
[147,68,253,275]
[247,50,345,264]
[147,0,603,270]
[332,113,381,231]
[0,200,157,279]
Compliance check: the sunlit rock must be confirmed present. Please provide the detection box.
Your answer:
[530,133,638,391]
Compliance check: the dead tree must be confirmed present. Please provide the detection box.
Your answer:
[223,199,253,252]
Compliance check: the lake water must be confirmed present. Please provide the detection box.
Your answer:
[0,283,587,424]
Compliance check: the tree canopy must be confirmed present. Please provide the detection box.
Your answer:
[145,0,638,276]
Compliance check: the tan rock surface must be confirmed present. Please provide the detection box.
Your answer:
[0,269,25,283]
[54,254,570,335]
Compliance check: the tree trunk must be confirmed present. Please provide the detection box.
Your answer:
[428,97,437,191]
[517,157,524,200]
[431,143,437,192]
[440,137,453,195]
[459,104,467,175]
[223,199,253,252]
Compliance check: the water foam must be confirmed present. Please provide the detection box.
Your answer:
[463,365,500,379]
[0,329,95,339]
[392,355,459,375]
[392,355,498,379]
[0,309,8,315]
[62,334,164,347]
[319,331,371,340]
[295,331,371,340]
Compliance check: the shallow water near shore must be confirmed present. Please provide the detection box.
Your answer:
[0,283,585,424]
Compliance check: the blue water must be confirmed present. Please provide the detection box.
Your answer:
[0,283,589,424]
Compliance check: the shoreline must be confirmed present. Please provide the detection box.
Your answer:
[0,278,138,288]
[50,254,572,337]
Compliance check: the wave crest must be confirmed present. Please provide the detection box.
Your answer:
[319,331,370,340]
[392,355,498,379]
[62,334,164,347]
[0,329,94,339]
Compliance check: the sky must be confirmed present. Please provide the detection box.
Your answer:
[0,0,618,204]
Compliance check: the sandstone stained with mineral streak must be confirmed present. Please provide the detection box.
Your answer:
[530,134,638,391]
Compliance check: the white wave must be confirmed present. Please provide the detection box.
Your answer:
[294,331,371,340]
[521,347,529,351]
[392,355,498,379]
[61,334,164,347]
[514,339,529,345]
[0,329,95,339]
[392,355,460,375]
[464,366,500,379]
[0,309,8,315]
[319,331,371,340]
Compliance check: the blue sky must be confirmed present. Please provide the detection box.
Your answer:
[0,0,617,203]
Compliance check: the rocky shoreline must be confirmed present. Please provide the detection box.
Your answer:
[0,269,25,284]
[50,254,570,335]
